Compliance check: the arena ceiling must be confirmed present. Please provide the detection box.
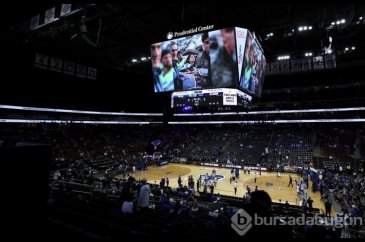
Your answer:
[1,3,365,112]
[5,4,365,70]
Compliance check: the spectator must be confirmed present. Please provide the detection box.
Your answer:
[233,181,238,195]
[307,197,313,211]
[121,199,133,214]
[325,199,332,217]
[241,190,291,239]
[138,178,151,210]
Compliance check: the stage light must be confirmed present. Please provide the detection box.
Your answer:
[132,59,137,63]
[278,55,290,60]
[141,57,147,61]
[345,47,349,51]
[340,19,346,24]
[298,25,312,32]
[352,46,356,50]
[336,20,341,25]
[266,32,274,40]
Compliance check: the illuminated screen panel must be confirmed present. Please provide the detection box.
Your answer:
[151,27,265,95]
[171,88,252,110]
[209,28,238,88]
[234,27,248,81]
[151,32,211,93]
[151,28,241,93]
[237,89,253,106]
[239,31,266,97]
[171,88,224,109]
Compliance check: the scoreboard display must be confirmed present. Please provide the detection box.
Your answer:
[171,88,252,110]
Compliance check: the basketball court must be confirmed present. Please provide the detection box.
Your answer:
[117,163,328,213]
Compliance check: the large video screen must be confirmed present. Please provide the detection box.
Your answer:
[209,28,238,88]
[151,27,265,96]
[239,31,266,97]
[151,32,211,93]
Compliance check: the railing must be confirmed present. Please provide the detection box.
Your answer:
[50,179,94,199]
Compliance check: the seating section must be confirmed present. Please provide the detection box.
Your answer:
[0,124,362,171]
[268,126,314,167]
[316,127,357,170]
[49,178,331,239]
[1,123,364,239]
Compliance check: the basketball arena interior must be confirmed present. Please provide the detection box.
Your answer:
[1,3,365,240]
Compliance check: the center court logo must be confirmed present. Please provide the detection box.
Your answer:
[200,174,225,182]
[166,32,173,40]
[231,209,252,236]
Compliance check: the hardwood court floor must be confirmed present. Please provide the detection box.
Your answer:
[117,163,328,213]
